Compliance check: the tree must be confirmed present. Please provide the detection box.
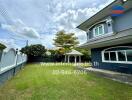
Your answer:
[20,44,46,57]
[0,43,6,50]
[53,30,79,52]
[75,47,91,62]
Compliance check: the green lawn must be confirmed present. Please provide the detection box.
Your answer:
[0,63,132,100]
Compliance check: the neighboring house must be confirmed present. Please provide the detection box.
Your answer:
[77,0,132,74]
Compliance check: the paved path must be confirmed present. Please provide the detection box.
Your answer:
[77,67,132,85]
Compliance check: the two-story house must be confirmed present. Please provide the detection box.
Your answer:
[77,0,132,74]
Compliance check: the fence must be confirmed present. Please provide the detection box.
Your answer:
[0,48,27,85]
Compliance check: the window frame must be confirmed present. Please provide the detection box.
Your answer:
[93,24,105,37]
[102,49,132,64]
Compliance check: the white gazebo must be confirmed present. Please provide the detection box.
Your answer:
[65,49,83,63]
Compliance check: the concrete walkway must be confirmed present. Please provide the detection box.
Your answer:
[77,67,132,85]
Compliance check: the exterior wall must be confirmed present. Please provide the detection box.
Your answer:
[0,63,26,85]
[91,44,132,74]
[113,9,132,32]
[87,17,113,40]
[86,9,132,41]
[0,48,27,85]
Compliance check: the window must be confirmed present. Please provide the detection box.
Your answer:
[110,52,116,61]
[99,26,103,35]
[95,28,98,36]
[102,48,132,64]
[104,52,109,61]
[126,50,132,61]
[118,51,126,61]
[94,24,104,37]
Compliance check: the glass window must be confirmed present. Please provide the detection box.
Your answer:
[126,50,132,61]
[94,25,104,37]
[110,52,116,61]
[103,48,132,63]
[118,51,126,61]
[95,28,98,35]
[104,52,109,61]
[99,26,103,35]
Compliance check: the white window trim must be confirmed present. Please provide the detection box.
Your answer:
[102,49,132,64]
[93,24,105,37]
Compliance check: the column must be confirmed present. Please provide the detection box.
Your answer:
[74,56,77,63]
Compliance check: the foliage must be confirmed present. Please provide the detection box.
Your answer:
[48,49,64,62]
[48,47,91,62]
[75,47,91,62]
[48,50,56,56]
[53,30,79,52]
[20,44,46,57]
[0,43,6,50]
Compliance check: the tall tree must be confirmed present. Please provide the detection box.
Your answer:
[20,44,46,57]
[53,30,79,51]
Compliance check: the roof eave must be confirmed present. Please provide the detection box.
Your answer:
[76,0,121,31]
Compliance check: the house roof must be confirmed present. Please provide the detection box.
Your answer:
[77,0,132,31]
[65,49,83,56]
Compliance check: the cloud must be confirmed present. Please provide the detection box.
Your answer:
[53,7,99,44]
[53,0,114,44]
[0,39,19,49]
[1,19,40,38]
[40,34,55,48]
[0,0,114,48]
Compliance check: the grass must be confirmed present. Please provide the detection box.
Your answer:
[0,63,132,100]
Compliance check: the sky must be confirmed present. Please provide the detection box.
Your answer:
[0,0,114,49]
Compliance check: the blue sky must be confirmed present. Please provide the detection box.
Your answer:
[0,0,114,49]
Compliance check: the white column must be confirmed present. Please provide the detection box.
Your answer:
[79,56,81,63]
[74,56,77,63]
[68,55,70,63]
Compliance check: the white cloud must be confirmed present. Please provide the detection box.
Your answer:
[1,19,40,38]
[53,0,114,45]
[0,0,114,48]
[53,7,99,44]
[39,34,55,49]
[0,39,19,49]
[22,27,40,38]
